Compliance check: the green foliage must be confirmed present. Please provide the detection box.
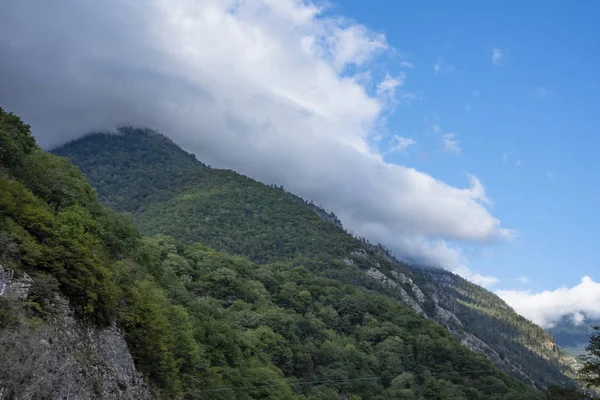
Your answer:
[0,117,567,398]
[53,130,357,263]
[119,239,543,399]
[0,107,37,172]
[411,267,578,388]
[53,127,205,212]
[19,151,97,210]
[51,127,581,394]
[0,176,119,323]
[121,278,182,390]
[544,384,594,399]
[580,327,600,387]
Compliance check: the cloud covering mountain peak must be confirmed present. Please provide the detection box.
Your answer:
[0,0,510,282]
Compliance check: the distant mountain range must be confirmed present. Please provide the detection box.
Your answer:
[549,316,599,356]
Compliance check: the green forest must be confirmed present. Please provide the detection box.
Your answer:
[54,127,580,388]
[0,108,596,399]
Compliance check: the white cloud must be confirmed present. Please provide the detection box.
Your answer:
[466,174,493,207]
[492,48,503,65]
[433,58,442,74]
[443,133,461,155]
[364,232,499,287]
[497,276,600,328]
[0,0,512,280]
[517,275,530,283]
[573,312,586,326]
[454,265,499,287]
[389,136,416,152]
[376,73,405,104]
[400,61,414,69]
[328,23,389,72]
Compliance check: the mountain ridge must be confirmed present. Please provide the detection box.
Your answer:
[54,127,580,389]
[3,108,563,399]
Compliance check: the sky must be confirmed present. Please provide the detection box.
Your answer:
[0,0,599,329]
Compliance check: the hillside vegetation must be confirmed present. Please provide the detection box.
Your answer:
[55,128,579,389]
[413,268,578,386]
[0,109,553,399]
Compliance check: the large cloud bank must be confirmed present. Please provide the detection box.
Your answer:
[0,0,511,284]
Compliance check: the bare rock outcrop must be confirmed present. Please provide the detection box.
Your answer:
[365,267,427,317]
[0,288,152,399]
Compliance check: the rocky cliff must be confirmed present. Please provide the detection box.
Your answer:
[0,265,151,400]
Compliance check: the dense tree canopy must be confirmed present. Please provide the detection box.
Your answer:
[0,108,583,399]
[54,128,579,390]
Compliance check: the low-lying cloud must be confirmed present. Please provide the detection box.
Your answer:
[0,0,511,281]
[497,276,600,328]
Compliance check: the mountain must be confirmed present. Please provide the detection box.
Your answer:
[53,127,357,264]
[2,110,560,400]
[53,128,580,390]
[550,316,600,356]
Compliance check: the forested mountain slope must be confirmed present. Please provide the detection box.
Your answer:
[1,108,551,399]
[54,128,578,390]
[54,128,357,263]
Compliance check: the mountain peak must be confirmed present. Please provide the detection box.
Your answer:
[53,128,205,212]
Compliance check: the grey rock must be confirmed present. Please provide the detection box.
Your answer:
[0,266,33,300]
[458,329,537,387]
[360,256,543,387]
[11,273,33,300]
[0,265,13,297]
[350,249,368,259]
[434,304,463,327]
[365,267,427,317]
[0,296,152,400]
[390,270,426,304]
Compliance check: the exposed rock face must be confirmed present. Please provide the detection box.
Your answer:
[350,249,368,259]
[434,304,463,327]
[358,257,542,387]
[390,270,426,304]
[307,204,343,228]
[0,265,11,296]
[0,295,152,400]
[0,265,33,300]
[365,267,427,317]
[456,328,537,387]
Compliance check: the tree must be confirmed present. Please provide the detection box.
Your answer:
[0,107,37,171]
[579,326,600,387]
[544,385,593,400]
[19,151,97,211]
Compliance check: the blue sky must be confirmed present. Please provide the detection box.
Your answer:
[333,0,600,292]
